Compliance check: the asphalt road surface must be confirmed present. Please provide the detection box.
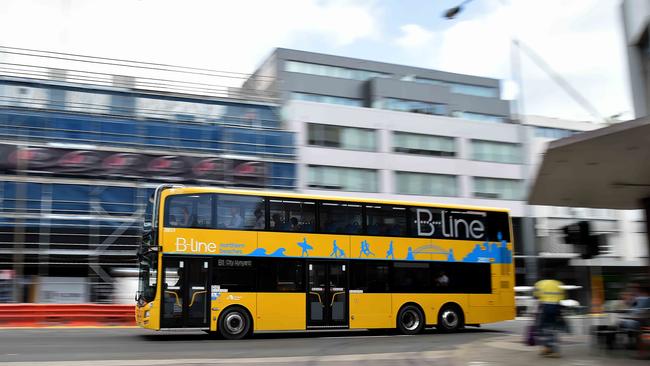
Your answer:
[0,321,525,365]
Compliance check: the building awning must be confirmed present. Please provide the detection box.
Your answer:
[529,116,650,209]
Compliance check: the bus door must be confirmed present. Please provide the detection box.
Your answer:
[161,257,210,328]
[307,261,348,328]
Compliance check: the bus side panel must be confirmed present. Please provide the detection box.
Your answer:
[256,293,305,331]
[210,293,257,332]
[493,263,515,308]
[466,306,514,324]
[349,293,392,329]
[391,294,469,327]
[161,228,257,256]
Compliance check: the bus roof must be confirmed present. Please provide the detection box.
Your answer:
[162,186,511,213]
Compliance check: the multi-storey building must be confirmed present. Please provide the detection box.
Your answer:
[0,50,296,302]
[246,48,648,305]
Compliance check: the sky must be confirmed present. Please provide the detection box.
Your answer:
[0,0,632,122]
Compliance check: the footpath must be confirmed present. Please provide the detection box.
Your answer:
[454,318,649,366]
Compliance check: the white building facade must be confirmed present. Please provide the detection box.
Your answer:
[283,101,647,302]
[245,48,648,304]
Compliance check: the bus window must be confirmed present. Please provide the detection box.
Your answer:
[424,262,491,294]
[365,205,407,236]
[319,202,362,234]
[350,261,389,292]
[269,199,315,232]
[215,194,265,230]
[392,262,432,293]
[165,194,213,228]
[213,258,256,292]
[258,259,305,292]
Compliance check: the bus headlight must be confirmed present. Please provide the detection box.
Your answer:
[144,311,150,318]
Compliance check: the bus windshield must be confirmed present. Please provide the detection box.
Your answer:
[137,251,157,303]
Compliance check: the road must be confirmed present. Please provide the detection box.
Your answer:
[0,321,527,365]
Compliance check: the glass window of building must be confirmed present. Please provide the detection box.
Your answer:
[473,177,524,200]
[413,77,447,86]
[284,60,389,81]
[412,78,498,98]
[374,98,446,116]
[534,126,576,139]
[449,83,498,98]
[291,92,362,107]
[471,140,522,164]
[395,172,458,197]
[308,123,376,151]
[307,165,378,192]
[454,111,505,123]
[393,132,455,157]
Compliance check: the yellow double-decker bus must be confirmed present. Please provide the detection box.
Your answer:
[136,185,515,339]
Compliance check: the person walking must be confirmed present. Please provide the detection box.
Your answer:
[533,276,567,357]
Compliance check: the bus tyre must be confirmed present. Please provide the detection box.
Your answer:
[218,307,251,340]
[437,304,464,332]
[397,305,425,335]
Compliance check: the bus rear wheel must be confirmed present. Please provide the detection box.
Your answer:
[397,305,425,335]
[218,306,251,340]
[437,304,464,332]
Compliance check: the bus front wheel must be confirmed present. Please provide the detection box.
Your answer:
[218,306,252,340]
[437,304,464,332]
[397,305,425,335]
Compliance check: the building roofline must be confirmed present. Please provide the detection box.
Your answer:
[272,47,502,86]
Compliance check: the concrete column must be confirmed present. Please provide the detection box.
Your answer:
[520,216,539,285]
[459,175,471,198]
[457,137,470,160]
[381,169,392,194]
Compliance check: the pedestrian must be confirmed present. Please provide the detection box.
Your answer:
[533,275,567,357]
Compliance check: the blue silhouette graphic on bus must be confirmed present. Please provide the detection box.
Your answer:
[248,248,268,256]
[359,240,375,258]
[448,248,456,262]
[247,247,287,257]
[406,246,415,260]
[462,232,512,263]
[385,241,395,259]
[269,248,287,257]
[329,240,345,258]
[297,238,313,257]
[404,244,451,261]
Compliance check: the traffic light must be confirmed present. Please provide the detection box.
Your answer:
[560,221,602,259]
[561,221,590,245]
[586,234,604,259]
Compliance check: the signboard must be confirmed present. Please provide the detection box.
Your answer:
[0,144,267,186]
